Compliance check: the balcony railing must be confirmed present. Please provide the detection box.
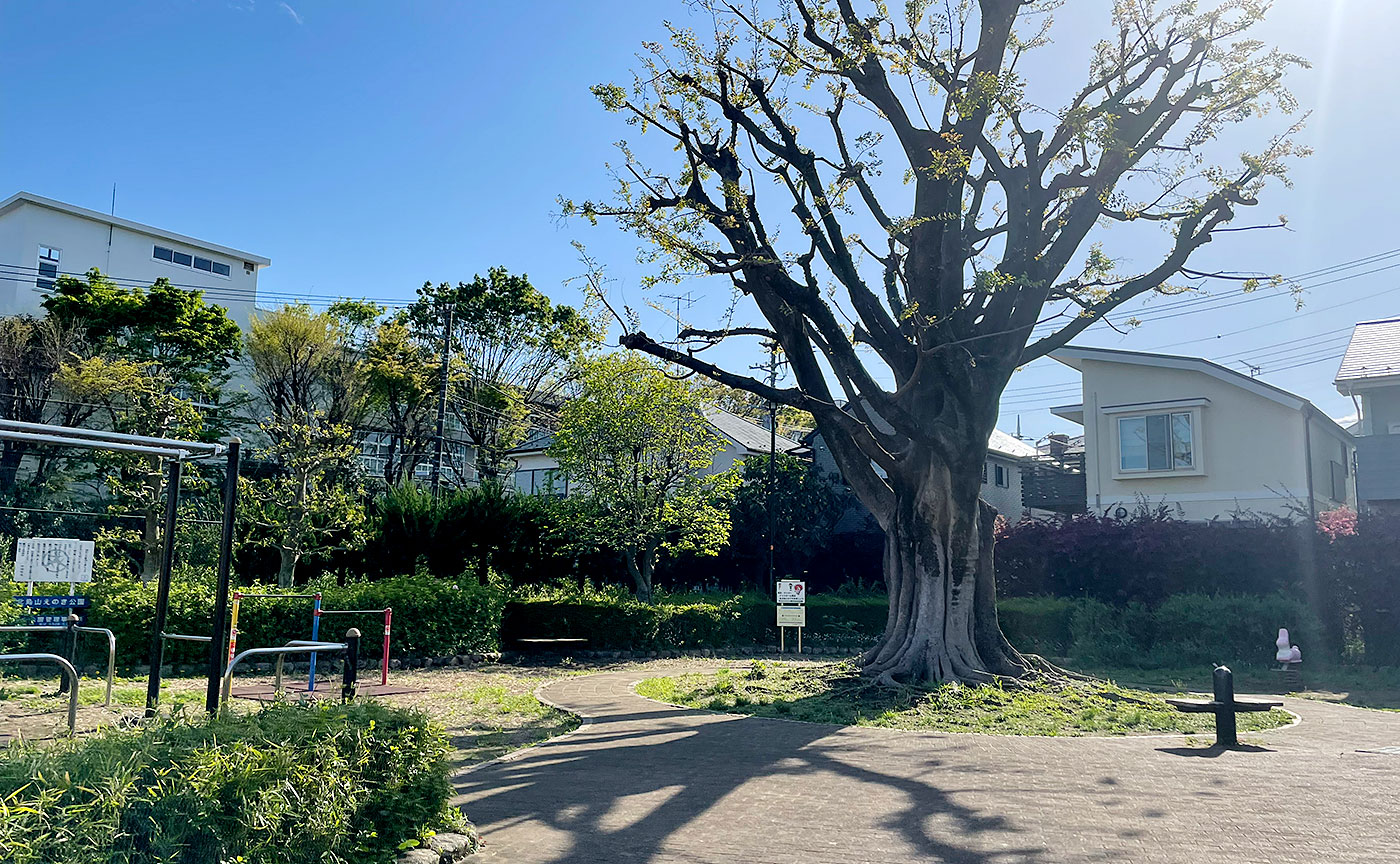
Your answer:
[1020,452,1087,514]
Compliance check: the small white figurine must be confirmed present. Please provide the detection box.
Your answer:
[1276,628,1302,664]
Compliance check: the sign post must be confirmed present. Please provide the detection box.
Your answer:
[13,538,94,625]
[776,579,806,653]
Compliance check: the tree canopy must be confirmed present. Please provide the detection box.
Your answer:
[570,0,1306,682]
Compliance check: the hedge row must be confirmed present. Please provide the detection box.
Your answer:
[998,593,1318,668]
[501,590,889,650]
[0,700,457,864]
[0,573,504,667]
[1,576,1315,670]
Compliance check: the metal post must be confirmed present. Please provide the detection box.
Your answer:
[308,593,322,692]
[1213,665,1237,747]
[342,628,361,702]
[381,608,392,686]
[430,302,454,495]
[59,613,79,695]
[145,458,183,717]
[205,439,240,714]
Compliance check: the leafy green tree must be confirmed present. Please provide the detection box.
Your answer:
[410,268,597,482]
[43,270,242,402]
[0,315,86,493]
[363,316,439,486]
[240,412,368,587]
[550,354,738,601]
[572,1,1304,682]
[246,303,368,431]
[724,453,844,588]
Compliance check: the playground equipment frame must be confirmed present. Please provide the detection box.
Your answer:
[0,623,116,707]
[220,628,362,705]
[0,653,79,734]
[0,420,238,717]
[311,606,392,690]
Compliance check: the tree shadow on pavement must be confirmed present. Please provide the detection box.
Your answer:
[454,699,1048,864]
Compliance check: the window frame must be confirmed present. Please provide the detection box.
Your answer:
[152,244,232,280]
[35,244,61,292]
[993,463,1009,488]
[1106,403,1206,479]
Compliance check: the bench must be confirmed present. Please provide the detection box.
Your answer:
[1166,666,1282,747]
[513,637,589,653]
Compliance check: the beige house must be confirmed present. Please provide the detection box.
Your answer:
[1049,346,1356,520]
[507,407,802,495]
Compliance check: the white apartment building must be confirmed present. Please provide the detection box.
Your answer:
[0,191,268,329]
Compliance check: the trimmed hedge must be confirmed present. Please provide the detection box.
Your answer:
[998,593,1319,668]
[501,588,889,650]
[0,573,505,667]
[0,700,458,864]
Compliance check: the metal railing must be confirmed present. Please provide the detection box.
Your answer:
[0,624,117,707]
[0,653,79,734]
[220,633,360,706]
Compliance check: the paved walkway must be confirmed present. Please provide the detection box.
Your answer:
[454,664,1400,863]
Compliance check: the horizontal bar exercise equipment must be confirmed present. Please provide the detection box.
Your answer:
[309,605,391,691]
[0,624,117,707]
[0,653,79,734]
[0,429,195,460]
[220,630,361,706]
[162,632,212,643]
[0,419,225,456]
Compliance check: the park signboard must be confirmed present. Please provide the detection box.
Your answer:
[776,579,806,652]
[15,538,94,586]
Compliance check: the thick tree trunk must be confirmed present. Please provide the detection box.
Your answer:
[277,547,299,588]
[624,549,655,603]
[861,463,1030,685]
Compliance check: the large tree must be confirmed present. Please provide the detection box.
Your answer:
[571,0,1304,682]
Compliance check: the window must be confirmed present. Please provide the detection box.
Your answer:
[154,244,229,277]
[36,245,60,291]
[1118,412,1193,472]
[1330,460,1347,502]
[994,464,1009,488]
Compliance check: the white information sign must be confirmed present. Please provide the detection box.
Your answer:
[15,538,95,586]
[776,580,806,605]
[776,605,806,627]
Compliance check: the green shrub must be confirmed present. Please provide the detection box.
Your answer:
[0,700,458,864]
[1001,593,1316,668]
[0,573,506,667]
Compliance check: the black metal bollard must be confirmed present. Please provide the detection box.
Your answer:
[1213,665,1237,747]
[342,628,361,702]
[59,613,80,695]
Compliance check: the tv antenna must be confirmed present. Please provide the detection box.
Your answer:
[656,291,700,341]
[1237,360,1261,379]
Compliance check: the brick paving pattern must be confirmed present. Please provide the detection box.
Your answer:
[454,663,1400,863]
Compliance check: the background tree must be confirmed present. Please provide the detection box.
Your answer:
[246,302,368,431]
[410,269,597,481]
[43,271,242,405]
[0,316,84,493]
[363,315,439,486]
[722,453,844,588]
[550,353,738,601]
[240,412,367,587]
[572,0,1305,682]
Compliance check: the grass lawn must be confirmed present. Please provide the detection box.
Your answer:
[0,665,581,761]
[1079,663,1400,712]
[637,660,1295,737]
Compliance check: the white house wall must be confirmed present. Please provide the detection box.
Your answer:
[1077,358,1354,519]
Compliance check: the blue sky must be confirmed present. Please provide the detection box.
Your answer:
[3,0,1397,441]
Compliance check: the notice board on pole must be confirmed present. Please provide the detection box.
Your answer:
[15,538,95,586]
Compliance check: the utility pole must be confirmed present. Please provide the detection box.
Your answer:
[430,301,454,495]
[763,341,779,597]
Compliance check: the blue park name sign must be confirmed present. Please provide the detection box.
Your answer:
[14,595,91,609]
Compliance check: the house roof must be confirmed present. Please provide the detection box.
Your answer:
[1050,344,1352,440]
[1335,316,1400,391]
[703,407,802,454]
[988,429,1038,459]
[0,191,271,267]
